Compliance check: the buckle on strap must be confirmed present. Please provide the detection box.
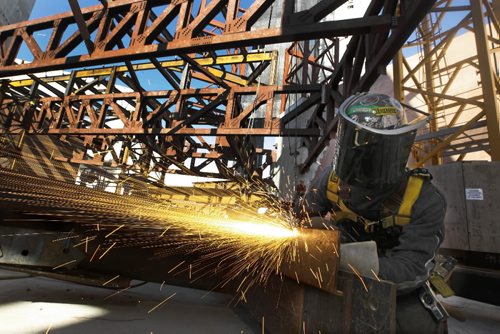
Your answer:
[419,281,448,322]
[362,216,390,233]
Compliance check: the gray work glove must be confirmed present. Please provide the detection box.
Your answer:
[306,217,379,278]
[340,241,379,278]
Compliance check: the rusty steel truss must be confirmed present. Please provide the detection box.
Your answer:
[0,0,437,184]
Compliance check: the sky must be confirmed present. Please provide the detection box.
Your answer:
[27,0,473,55]
[29,0,472,20]
[29,0,102,20]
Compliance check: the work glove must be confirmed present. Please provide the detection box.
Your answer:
[339,241,379,278]
[307,217,379,278]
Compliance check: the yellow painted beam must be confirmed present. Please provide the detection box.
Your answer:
[9,52,275,88]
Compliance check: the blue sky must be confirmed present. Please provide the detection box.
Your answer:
[30,0,472,21]
[29,0,102,20]
[28,0,472,50]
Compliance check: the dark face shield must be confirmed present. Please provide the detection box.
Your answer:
[334,111,426,189]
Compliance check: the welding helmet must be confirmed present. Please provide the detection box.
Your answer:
[333,92,428,189]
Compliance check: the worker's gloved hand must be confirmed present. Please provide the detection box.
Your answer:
[339,241,379,278]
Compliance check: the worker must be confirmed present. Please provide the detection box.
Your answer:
[300,92,448,333]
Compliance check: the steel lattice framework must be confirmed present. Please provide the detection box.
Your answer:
[0,0,436,185]
[396,0,500,165]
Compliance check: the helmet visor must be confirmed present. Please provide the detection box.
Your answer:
[334,114,419,188]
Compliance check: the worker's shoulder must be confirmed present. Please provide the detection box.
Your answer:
[409,168,447,211]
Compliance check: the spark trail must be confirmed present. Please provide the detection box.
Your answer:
[0,167,303,297]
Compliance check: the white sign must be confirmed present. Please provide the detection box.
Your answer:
[465,188,484,201]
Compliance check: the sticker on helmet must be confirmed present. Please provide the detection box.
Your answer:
[373,106,398,115]
[346,105,397,116]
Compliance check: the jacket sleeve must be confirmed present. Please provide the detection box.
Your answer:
[301,166,334,217]
[378,181,446,290]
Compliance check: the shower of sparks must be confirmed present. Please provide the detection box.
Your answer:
[0,167,303,296]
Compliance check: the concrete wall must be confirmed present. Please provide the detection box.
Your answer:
[0,0,35,25]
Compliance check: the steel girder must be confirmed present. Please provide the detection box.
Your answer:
[0,0,436,183]
[0,0,392,76]
[394,0,500,165]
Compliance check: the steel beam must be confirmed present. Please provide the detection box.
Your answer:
[2,86,324,136]
[0,0,393,77]
[471,0,500,160]
[68,0,96,54]
[416,111,486,167]
[9,52,275,88]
